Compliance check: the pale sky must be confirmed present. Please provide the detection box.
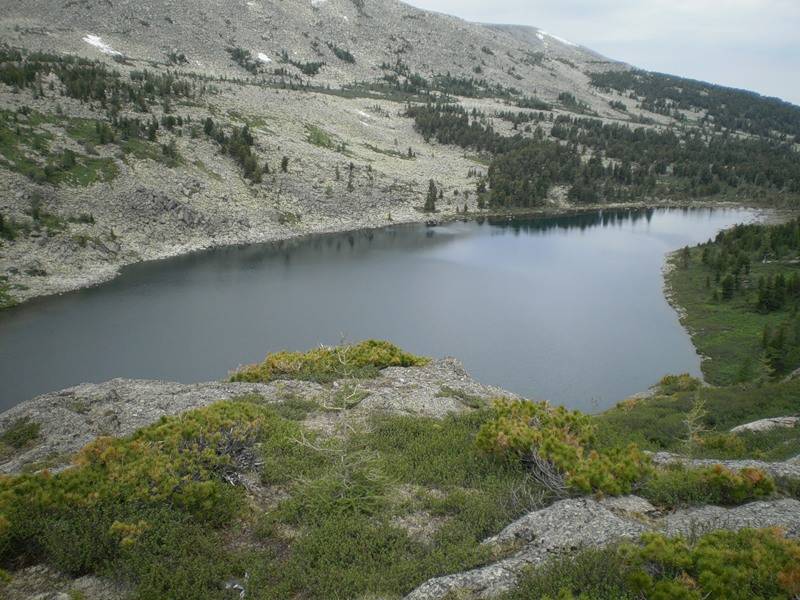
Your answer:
[404,0,800,106]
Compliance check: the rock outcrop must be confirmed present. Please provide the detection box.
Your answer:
[649,451,800,481]
[0,358,511,473]
[406,497,800,599]
[730,416,798,434]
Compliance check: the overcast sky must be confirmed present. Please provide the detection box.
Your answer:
[404,0,800,106]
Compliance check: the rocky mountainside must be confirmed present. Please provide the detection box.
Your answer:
[0,0,637,306]
[0,0,622,95]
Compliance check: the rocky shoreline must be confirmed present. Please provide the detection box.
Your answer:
[2,198,764,309]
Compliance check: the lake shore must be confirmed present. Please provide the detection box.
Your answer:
[1,198,771,310]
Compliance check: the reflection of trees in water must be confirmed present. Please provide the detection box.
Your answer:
[481,207,720,236]
[214,222,464,268]
[175,207,730,271]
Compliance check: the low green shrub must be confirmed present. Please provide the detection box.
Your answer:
[641,463,775,508]
[0,416,40,449]
[506,528,800,600]
[0,400,280,590]
[658,373,702,395]
[246,409,539,599]
[476,399,651,495]
[229,340,429,383]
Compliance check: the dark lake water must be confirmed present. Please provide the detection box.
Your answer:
[0,207,757,413]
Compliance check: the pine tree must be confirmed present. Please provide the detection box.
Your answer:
[424,180,437,212]
[681,246,690,268]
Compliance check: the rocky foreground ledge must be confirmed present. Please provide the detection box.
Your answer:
[0,358,512,474]
[2,358,800,600]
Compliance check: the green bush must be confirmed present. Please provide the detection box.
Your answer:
[506,528,800,600]
[0,416,40,449]
[658,373,702,395]
[229,340,429,383]
[0,401,276,584]
[641,464,776,508]
[505,545,634,599]
[476,399,651,495]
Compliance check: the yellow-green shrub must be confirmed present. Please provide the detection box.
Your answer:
[476,399,651,495]
[230,340,429,383]
[508,528,800,600]
[696,432,748,456]
[0,400,287,567]
[658,373,701,395]
[624,529,800,599]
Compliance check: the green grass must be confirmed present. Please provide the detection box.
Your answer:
[304,124,350,155]
[305,124,336,149]
[122,138,182,167]
[246,409,546,599]
[64,118,107,145]
[595,377,800,460]
[0,110,117,186]
[226,110,274,132]
[666,249,800,385]
[0,417,40,451]
[435,385,486,409]
[192,159,222,181]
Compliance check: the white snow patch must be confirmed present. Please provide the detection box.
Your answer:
[342,15,349,21]
[536,33,544,41]
[540,30,577,47]
[82,34,122,56]
[311,0,327,6]
[359,120,370,128]
[257,53,272,63]
[357,110,371,119]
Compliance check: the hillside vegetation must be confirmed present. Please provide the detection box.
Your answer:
[1,341,799,599]
[667,217,800,384]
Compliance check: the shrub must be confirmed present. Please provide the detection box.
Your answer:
[641,464,775,508]
[505,545,633,599]
[0,400,277,569]
[658,373,701,395]
[476,399,651,495]
[229,340,429,384]
[507,528,800,600]
[0,416,41,449]
[624,529,800,600]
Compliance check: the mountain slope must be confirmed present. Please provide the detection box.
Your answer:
[0,0,798,308]
[0,0,624,103]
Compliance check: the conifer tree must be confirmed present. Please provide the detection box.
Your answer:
[424,180,437,212]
